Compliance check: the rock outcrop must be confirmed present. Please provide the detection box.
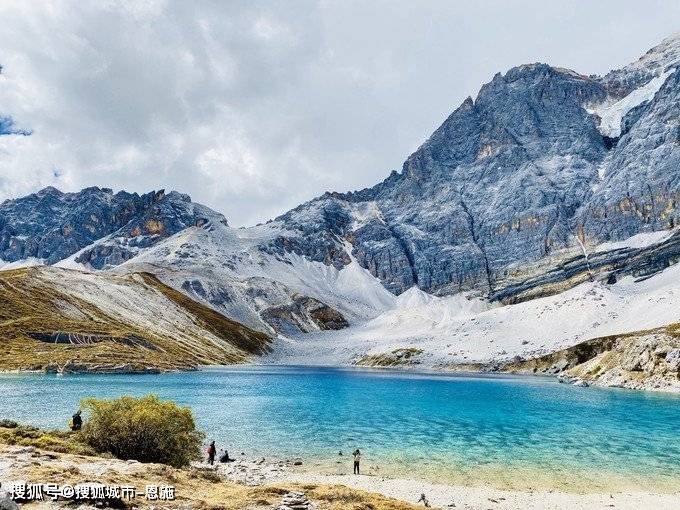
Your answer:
[504,325,680,392]
[276,491,316,510]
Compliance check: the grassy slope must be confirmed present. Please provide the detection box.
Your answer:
[0,267,270,372]
[139,272,270,355]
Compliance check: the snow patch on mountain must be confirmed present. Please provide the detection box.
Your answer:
[37,268,255,358]
[588,69,674,137]
[0,257,44,270]
[593,229,674,253]
[620,32,680,76]
[100,219,397,333]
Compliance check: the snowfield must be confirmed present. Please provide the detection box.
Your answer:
[103,221,398,333]
[261,260,680,367]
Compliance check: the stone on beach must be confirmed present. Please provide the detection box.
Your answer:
[276,491,315,510]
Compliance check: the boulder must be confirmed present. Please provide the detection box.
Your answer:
[665,349,680,371]
[0,491,18,510]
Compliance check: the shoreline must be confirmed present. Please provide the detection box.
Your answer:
[2,442,678,510]
[4,360,678,396]
[2,419,679,510]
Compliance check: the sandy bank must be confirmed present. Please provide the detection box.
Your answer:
[282,472,680,510]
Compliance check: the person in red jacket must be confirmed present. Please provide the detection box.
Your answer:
[207,441,216,465]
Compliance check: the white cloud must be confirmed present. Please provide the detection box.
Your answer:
[0,0,678,225]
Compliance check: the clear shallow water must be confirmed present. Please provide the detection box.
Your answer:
[0,366,679,491]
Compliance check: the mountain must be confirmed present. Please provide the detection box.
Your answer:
[1,34,680,382]
[0,186,223,266]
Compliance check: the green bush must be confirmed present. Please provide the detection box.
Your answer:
[80,395,204,467]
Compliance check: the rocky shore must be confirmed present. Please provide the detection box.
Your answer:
[0,444,419,510]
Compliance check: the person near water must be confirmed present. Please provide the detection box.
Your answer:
[219,449,234,463]
[417,493,431,507]
[207,441,217,465]
[352,449,361,475]
[71,410,82,431]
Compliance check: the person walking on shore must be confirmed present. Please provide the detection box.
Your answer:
[352,449,361,475]
[207,441,216,465]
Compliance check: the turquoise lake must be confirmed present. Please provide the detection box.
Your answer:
[0,366,679,490]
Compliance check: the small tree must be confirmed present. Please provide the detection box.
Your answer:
[80,395,204,468]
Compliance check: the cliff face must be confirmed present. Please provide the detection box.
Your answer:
[266,35,680,296]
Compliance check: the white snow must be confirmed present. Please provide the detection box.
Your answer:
[588,69,674,137]
[350,201,384,230]
[104,220,396,332]
[593,229,673,253]
[619,32,680,76]
[262,261,680,367]
[0,257,44,270]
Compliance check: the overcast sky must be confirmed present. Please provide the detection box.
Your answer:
[0,1,678,226]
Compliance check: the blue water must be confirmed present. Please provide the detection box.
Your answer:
[0,366,679,490]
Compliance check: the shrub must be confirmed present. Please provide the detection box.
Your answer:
[80,394,204,467]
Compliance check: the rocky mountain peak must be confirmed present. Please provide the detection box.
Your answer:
[600,32,680,98]
[0,186,225,267]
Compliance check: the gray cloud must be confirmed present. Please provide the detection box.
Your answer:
[0,0,678,225]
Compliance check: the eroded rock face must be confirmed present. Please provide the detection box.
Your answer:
[263,36,680,297]
[0,188,226,267]
[261,296,349,335]
[506,328,680,392]
[578,70,680,240]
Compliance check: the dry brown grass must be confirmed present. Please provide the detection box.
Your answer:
[0,267,269,372]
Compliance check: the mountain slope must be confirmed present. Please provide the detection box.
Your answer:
[0,266,270,372]
[261,259,680,373]
[0,187,223,266]
[503,325,680,393]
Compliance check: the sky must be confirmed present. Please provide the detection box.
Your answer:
[0,1,678,226]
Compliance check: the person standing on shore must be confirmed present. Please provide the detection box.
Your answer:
[207,441,216,465]
[70,410,82,431]
[352,449,361,475]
